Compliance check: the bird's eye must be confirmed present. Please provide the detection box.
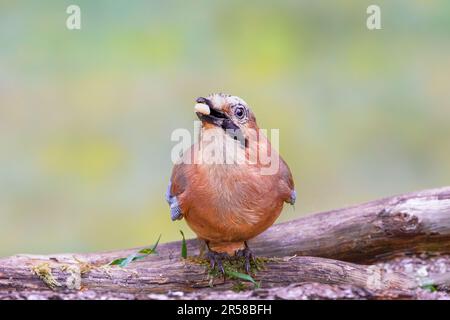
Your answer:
[234,106,245,119]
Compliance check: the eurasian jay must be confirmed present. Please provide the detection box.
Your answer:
[166,93,296,273]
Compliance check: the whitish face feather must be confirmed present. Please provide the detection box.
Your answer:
[209,94,248,111]
[194,93,256,134]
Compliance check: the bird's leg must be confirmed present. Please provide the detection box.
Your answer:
[198,239,208,258]
[205,241,229,275]
[205,251,228,275]
[235,241,255,274]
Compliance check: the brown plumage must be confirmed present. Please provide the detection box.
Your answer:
[166,93,295,271]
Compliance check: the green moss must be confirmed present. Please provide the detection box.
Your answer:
[232,281,247,292]
[188,256,270,290]
[422,284,438,293]
[211,257,267,277]
[31,263,61,290]
[31,258,98,291]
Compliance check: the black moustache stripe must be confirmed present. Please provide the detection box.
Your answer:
[221,119,240,131]
[221,120,248,148]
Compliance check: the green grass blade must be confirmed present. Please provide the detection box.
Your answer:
[139,234,162,255]
[109,234,162,267]
[180,230,187,259]
[109,258,126,266]
[225,270,256,285]
[119,252,138,268]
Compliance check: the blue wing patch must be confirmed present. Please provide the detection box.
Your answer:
[166,181,183,221]
[287,190,297,206]
[165,181,173,203]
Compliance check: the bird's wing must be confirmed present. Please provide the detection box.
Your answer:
[166,162,190,221]
[279,157,296,205]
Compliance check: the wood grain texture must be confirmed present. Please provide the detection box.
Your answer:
[0,255,421,294]
[0,186,449,299]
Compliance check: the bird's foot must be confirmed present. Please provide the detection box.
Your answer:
[235,245,255,274]
[206,251,229,275]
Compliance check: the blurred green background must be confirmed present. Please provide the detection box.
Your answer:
[1,1,449,257]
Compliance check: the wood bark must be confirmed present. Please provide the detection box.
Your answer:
[0,186,449,299]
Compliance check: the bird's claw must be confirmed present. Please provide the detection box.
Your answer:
[235,246,255,274]
[206,251,229,275]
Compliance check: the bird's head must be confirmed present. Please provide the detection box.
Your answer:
[193,93,276,170]
[194,93,258,134]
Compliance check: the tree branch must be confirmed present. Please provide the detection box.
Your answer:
[1,186,449,299]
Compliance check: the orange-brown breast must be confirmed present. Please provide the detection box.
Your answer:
[183,163,285,243]
[171,126,294,254]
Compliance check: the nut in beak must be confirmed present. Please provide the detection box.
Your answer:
[194,103,210,115]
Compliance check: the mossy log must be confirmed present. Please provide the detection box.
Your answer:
[0,186,450,300]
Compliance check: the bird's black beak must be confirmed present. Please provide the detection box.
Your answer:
[194,95,244,143]
[196,97,213,109]
[195,97,228,126]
